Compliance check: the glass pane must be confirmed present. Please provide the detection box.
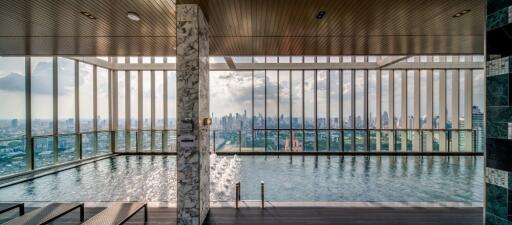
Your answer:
[304,70,315,129]
[381,131,390,152]
[394,70,402,129]
[433,70,441,129]
[129,56,138,64]
[253,130,265,152]
[117,71,126,130]
[355,70,365,129]
[266,130,277,152]
[343,70,352,128]
[0,139,26,175]
[368,70,377,129]
[278,130,290,152]
[330,70,341,129]
[407,70,415,129]
[291,57,303,63]
[446,70,453,128]
[116,131,126,152]
[154,131,163,152]
[97,67,109,130]
[472,70,485,152]
[381,71,390,129]
[369,131,377,151]
[31,57,53,136]
[130,71,138,129]
[127,131,136,152]
[254,70,265,129]
[34,136,54,168]
[81,133,94,158]
[155,71,164,129]
[420,70,428,128]
[278,56,290,63]
[317,130,328,152]
[330,130,341,152]
[343,131,353,151]
[291,70,303,129]
[355,130,366,151]
[142,71,151,129]
[241,130,253,152]
[291,131,304,152]
[210,71,253,149]
[304,130,316,152]
[141,131,151,152]
[79,63,94,132]
[266,70,278,129]
[279,70,290,129]
[0,57,26,141]
[57,58,75,134]
[58,135,76,163]
[167,130,177,152]
[167,71,176,129]
[317,70,328,129]
[459,70,465,128]
[97,132,111,155]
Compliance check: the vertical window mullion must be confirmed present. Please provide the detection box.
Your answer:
[74,60,81,159]
[52,57,58,164]
[25,57,34,170]
[93,65,98,155]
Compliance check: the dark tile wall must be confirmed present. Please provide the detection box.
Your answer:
[486,1,512,224]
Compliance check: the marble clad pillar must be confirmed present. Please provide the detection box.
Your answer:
[176,4,210,225]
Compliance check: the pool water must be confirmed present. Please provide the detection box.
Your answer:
[0,155,483,203]
[239,155,483,202]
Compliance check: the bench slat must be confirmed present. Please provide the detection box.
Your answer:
[0,203,23,215]
[4,203,83,225]
[82,203,146,225]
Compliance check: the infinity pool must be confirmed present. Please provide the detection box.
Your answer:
[0,155,483,203]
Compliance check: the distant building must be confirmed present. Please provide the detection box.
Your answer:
[472,106,484,152]
[284,136,303,152]
[10,119,18,128]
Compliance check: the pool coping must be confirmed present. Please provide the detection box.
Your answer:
[8,201,483,208]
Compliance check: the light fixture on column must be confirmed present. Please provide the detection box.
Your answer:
[127,12,141,21]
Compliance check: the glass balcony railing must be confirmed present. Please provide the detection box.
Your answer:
[0,137,27,176]
[211,129,485,153]
[113,129,177,153]
[1,128,482,178]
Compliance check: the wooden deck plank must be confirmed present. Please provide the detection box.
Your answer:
[0,206,483,225]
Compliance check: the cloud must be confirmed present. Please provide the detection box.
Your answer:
[0,60,77,96]
[0,73,25,92]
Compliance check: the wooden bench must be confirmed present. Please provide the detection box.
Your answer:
[0,203,24,216]
[82,203,147,225]
[3,203,84,225]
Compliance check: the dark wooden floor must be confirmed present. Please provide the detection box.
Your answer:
[0,207,482,225]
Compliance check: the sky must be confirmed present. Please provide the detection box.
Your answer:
[0,57,486,123]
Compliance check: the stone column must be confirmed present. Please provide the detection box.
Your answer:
[176,4,210,225]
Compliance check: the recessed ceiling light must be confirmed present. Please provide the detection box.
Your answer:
[127,12,141,21]
[316,11,326,19]
[452,9,471,18]
[80,11,97,19]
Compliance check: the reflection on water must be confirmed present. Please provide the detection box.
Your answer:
[0,155,483,203]
[0,156,177,202]
[240,155,483,202]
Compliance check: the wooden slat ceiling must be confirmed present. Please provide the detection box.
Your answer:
[0,0,484,56]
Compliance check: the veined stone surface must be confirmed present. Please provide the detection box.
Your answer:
[485,167,509,189]
[176,4,210,225]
